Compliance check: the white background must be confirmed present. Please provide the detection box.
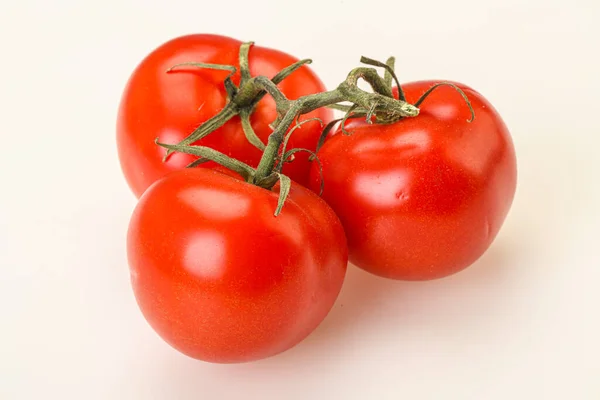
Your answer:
[1,0,599,399]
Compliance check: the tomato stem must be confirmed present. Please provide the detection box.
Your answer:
[163,102,239,160]
[414,82,475,122]
[251,70,421,184]
[239,109,266,150]
[361,56,405,102]
[160,45,478,216]
[383,57,396,93]
[156,140,256,181]
[239,42,254,85]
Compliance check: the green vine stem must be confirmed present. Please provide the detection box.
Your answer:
[382,57,396,92]
[156,140,256,181]
[160,46,476,215]
[414,82,475,122]
[361,56,405,102]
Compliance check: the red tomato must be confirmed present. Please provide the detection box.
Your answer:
[117,34,331,197]
[127,168,347,363]
[309,81,517,280]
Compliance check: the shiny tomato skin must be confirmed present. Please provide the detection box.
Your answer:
[117,34,331,198]
[127,168,347,363]
[308,81,517,280]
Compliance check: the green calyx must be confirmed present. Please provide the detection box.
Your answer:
[163,42,312,161]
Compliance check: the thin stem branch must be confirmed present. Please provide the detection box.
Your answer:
[239,109,266,150]
[345,67,393,98]
[239,42,254,85]
[415,82,475,122]
[361,56,406,101]
[254,102,302,182]
[253,76,291,112]
[383,57,395,90]
[164,102,239,159]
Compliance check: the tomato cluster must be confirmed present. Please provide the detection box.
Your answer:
[118,34,517,363]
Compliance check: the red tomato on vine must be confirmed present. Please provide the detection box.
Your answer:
[127,168,347,363]
[309,81,517,280]
[117,34,331,197]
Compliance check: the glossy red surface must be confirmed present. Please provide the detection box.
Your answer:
[117,34,331,197]
[309,81,517,280]
[127,168,347,363]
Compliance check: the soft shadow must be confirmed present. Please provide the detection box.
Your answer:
[285,232,526,363]
[161,228,528,379]
[204,264,399,374]
[450,239,518,288]
[298,265,399,348]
